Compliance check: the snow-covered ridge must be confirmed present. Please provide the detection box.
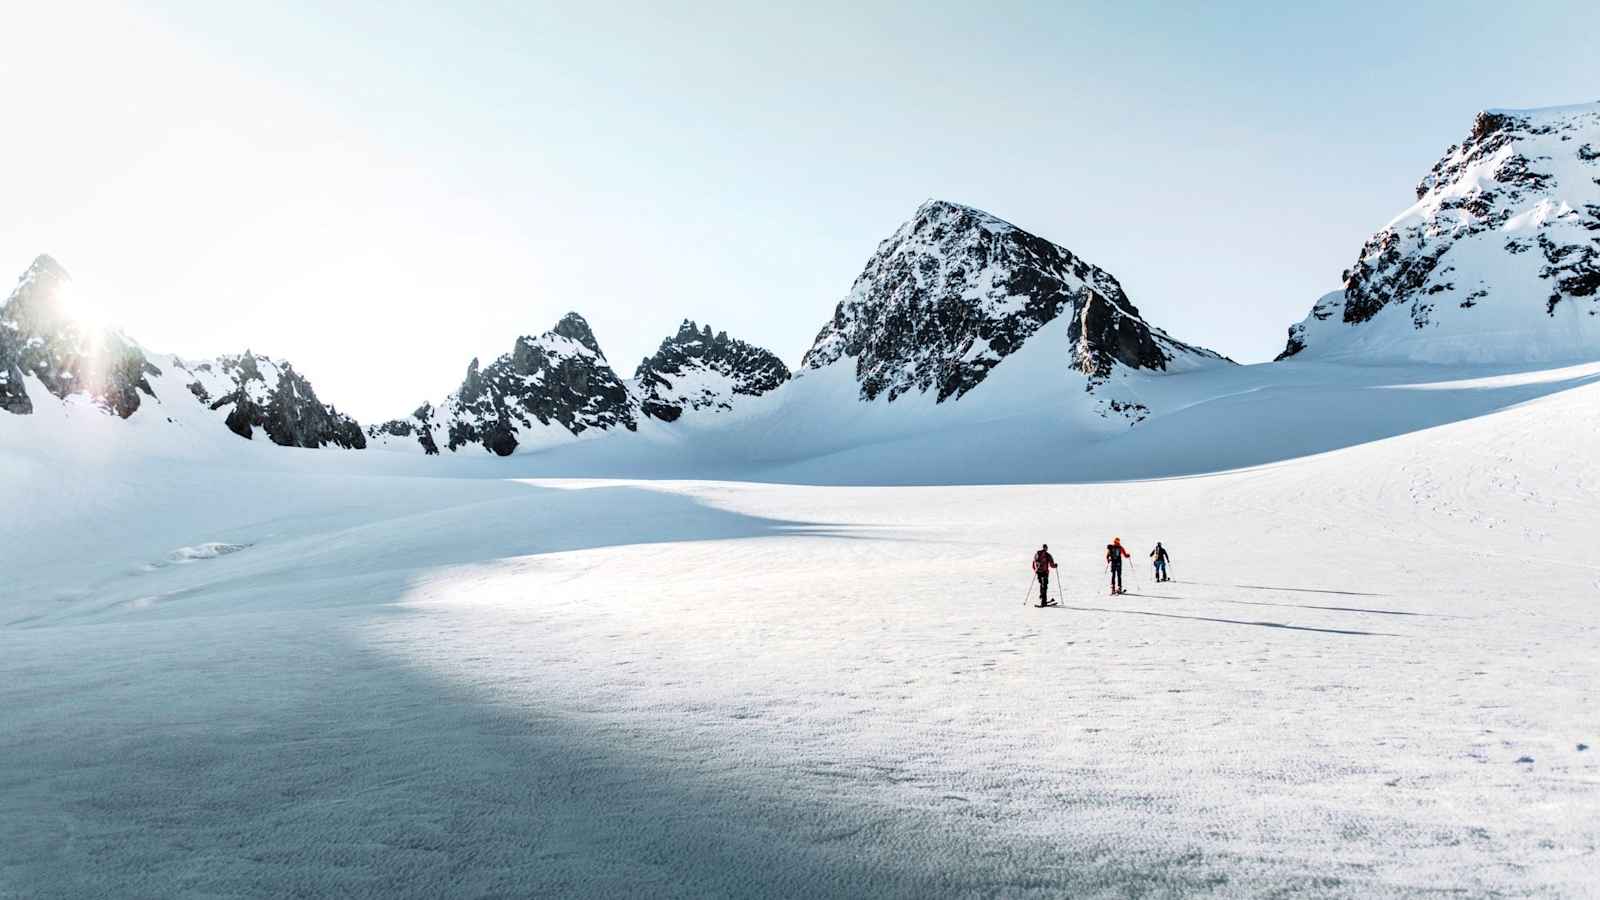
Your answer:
[177,351,365,449]
[633,319,790,422]
[0,254,364,448]
[1280,101,1600,363]
[801,199,1229,404]
[370,314,794,454]
[368,312,640,456]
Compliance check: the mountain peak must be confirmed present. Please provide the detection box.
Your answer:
[634,320,789,422]
[550,312,602,356]
[23,253,69,281]
[7,254,72,315]
[1279,100,1600,363]
[803,201,1227,403]
[909,199,1016,234]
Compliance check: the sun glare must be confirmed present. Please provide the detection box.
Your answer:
[55,279,114,333]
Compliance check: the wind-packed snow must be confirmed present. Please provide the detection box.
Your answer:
[3,355,1597,896]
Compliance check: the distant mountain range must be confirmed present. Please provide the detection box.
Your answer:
[4,102,1597,456]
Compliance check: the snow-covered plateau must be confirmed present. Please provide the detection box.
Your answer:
[2,355,1597,897]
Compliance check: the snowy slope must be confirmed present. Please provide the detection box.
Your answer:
[1281,102,1600,363]
[2,362,1596,897]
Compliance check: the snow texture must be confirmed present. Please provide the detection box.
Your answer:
[4,102,1600,899]
[3,355,1598,897]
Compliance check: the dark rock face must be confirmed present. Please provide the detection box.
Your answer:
[635,319,790,421]
[802,200,1226,400]
[0,255,161,418]
[1069,292,1177,380]
[1,316,34,414]
[193,351,366,449]
[1280,103,1600,360]
[376,313,637,456]
[370,403,440,455]
[445,313,636,455]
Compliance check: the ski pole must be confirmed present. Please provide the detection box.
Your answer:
[1022,574,1036,608]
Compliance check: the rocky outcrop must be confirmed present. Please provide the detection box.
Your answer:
[802,200,1227,401]
[372,313,637,456]
[1279,102,1600,362]
[181,351,366,449]
[369,403,441,455]
[0,255,161,418]
[634,320,790,421]
[0,309,32,414]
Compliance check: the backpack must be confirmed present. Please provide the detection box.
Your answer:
[1032,551,1050,574]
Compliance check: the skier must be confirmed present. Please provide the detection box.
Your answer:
[1106,537,1130,595]
[1032,544,1058,606]
[1150,542,1171,582]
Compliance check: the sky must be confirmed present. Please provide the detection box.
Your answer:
[2,1,1596,422]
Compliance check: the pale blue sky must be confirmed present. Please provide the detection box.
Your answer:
[2,0,1595,420]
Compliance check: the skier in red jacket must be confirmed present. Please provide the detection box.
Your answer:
[1106,537,1131,595]
[1032,544,1058,606]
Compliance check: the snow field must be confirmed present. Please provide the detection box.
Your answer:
[3,371,1599,896]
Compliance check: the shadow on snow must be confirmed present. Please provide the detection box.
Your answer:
[1062,605,1396,637]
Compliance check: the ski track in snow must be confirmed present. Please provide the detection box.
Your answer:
[1,371,1598,897]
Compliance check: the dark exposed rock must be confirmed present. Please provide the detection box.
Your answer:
[198,351,366,449]
[1068,291,1177,380]
[802,200,1227,401]
[0,255,161,418]
[634,319,790,421]
[0,316,33,414]
[371,313,637,456]
[445,314,636,455]
[368,403,441,455]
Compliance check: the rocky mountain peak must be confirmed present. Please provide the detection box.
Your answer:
[177,351,366,449]
[634,319,790,422]
[801,199,1227,403]
[17,253,70,292]
[7,254,77,334]
[551,312,603,356]
[1,254,159,418]
[371,312,637,456]
[1279,101,1600,362]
